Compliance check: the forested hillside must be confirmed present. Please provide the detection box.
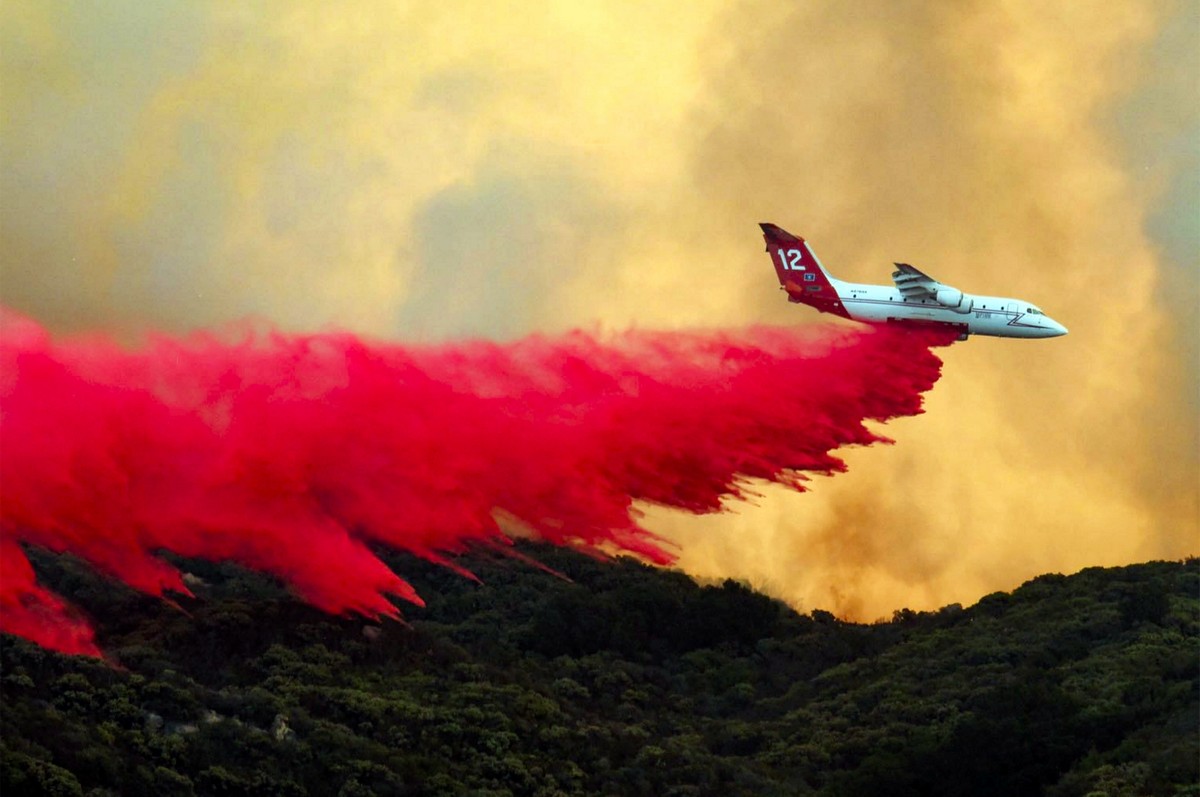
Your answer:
[2,547,1196,796]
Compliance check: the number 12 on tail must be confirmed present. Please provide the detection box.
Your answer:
[777,249,807,271]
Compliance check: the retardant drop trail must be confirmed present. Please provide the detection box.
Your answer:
[0,310,956,656]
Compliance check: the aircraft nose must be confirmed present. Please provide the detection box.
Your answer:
[1049,319,1068,337]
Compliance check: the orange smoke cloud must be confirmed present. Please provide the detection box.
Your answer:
[0,1,1194,621]
[645,0,1198,617]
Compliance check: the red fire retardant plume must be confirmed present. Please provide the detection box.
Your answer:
[0,310,954,656]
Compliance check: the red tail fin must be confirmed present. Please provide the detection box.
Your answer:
[760,223,849,318]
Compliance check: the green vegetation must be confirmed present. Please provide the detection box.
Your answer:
[2,547,1196,796]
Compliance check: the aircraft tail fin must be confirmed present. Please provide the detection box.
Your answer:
[759,223,849,318]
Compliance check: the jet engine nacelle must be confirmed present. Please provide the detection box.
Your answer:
[936,288,974,314]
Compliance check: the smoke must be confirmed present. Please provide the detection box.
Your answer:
[0,311,952,656]
[1,2,1195,623]
[645,0,1199,618]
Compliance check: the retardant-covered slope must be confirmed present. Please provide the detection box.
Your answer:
[1,312,952,656]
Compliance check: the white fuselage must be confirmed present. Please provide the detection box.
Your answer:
[832,279,1068,339]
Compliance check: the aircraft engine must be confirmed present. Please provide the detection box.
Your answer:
[935,288,974,314]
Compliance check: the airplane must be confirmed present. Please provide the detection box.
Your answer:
[760,223,1067,340]
[758,222,1070,340]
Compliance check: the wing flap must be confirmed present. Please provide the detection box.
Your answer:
[892,262,942,298]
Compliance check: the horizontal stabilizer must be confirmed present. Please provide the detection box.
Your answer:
[759,222,803,245]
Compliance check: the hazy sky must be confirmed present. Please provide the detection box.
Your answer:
[2,0,1196,618]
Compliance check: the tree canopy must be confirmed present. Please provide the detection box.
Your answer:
[3,546,1196,796]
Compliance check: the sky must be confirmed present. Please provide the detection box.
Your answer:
[2,0,1197,619]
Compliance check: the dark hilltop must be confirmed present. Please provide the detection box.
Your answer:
[2,546,1196,797]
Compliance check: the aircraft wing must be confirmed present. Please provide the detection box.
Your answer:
[891,262,951,299]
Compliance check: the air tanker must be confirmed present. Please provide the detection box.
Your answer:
[761,223,1067,340]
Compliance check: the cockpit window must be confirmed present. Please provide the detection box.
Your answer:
[1026,307,1043,315]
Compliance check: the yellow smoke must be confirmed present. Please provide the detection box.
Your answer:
[649,0,1198,617]
[1,0,1195,618]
